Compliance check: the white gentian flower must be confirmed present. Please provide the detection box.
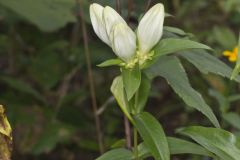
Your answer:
[137,3,165,55]
[103,6,127,38]
[111,23,136,62]
[89,3,165,66]
[90,3,111,46]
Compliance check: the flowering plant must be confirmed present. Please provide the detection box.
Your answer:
[90,3,240,160]
[90,3,164,69]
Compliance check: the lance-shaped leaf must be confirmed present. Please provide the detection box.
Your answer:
[110,76,132,121]
[145,56,220,127]
[122,66,141,101]
[209,89,229,113]
[178,126,240,160]
[213,26,237,49]
[223,112,240,130]
[97,59,123,67]
[163,26,187,36]
[137,137,214,159]
[134,73,151,113]
[133,112,170,160]
[179,50,240,82]
[96,148,133,160]
[0,0,76,32]
[154,38,211,57]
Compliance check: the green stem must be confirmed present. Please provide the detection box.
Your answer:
[133,90,139,159]
[134,127,139,160]
[134,90,139,114]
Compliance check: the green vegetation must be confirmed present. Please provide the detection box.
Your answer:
[0,0,239,159]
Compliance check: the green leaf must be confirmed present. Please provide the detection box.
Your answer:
[97,59,123,67]
[0,76,45,103]
[135,73,151,113]
[209,89,229,113]
[231,33,240,80]
[179,50,240,82]
[223,112,240,130]
[236,135,240,149]
[228,94,240,102]
[96,148,133,160]
[133,112,170,160]
[111,139,126,149]
[231,65,240,80]
[137,137,213,159]
[163,26,187,36]
[154,38,211,57]
[178,126,240,160]
[168,137,213,156]
[110,76,132,121]
[212,26,237,49]
[145,56,220,127]
[165,13,174,18]
[122,66,141,101]
[0,0,76,31]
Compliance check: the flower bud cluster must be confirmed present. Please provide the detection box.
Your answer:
[90,3,165,68]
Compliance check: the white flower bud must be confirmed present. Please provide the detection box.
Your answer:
[103,6,127,39]
[90,3,111,46]
[111,23,136,62]
[137,3,165,54]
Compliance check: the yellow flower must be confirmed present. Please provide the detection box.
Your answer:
[223,47,238,62]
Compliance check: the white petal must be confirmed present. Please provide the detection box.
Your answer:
[137,3,165,54]
[111,23,136,62]
[103,6,127,39]
[90,3,111,46]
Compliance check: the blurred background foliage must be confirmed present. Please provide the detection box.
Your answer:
[0,0,239,159]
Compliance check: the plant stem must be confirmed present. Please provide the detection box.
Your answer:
[53,65,80,121]
[134,90,139,113]
[127,0,133,22]
[145,0,152,12]
[173,0,180,13]
[134,127,139,160]
[133,89,139,159]
[124,116,132,149]
[116,0,121,15]
[79,0,104,154]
